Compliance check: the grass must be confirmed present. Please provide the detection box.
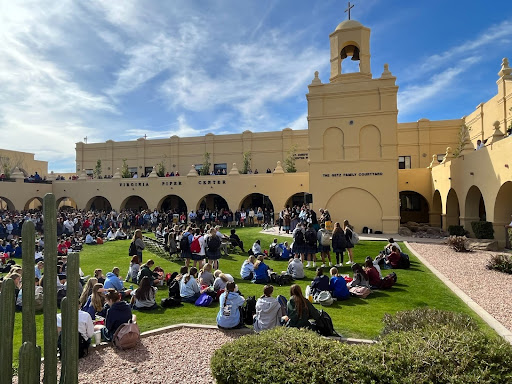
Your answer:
[2,226,495,363]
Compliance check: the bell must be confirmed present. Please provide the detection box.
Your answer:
[340,47,348,60]
[351,46,360,61]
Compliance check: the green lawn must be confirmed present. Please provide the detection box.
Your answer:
[3,226,494,362]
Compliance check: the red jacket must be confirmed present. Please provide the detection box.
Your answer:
[387,251,401,268]
[365,267,381,287]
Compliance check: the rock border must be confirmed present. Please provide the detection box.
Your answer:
[405,241,512,345]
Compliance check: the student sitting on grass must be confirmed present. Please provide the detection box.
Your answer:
[104,267,132,298]
[310,267,329,296]
[252,255,270,284]
[180,267,201,303]
[347,263,370,288]
[216,281,245,330]
[213,270,235,292]
[83,283,105,319]
[253,284,284,333]
[95,289,134,342]
[283,284,320,329]
[131,276,158,310]
[138,260,163,286]
[79,278,98,309]
[329,267,350,300]
[240,255,256,280]
[386,246,401,269]
[198,263,215,287]
[287,254,304,279]
[125,255,140,284]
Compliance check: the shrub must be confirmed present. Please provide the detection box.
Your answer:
[448,225,466,236]
[471,221,495,239]
[211,310,512,384]
[381,307,478,335]
[487,254,512,274]
[447,235,472,252]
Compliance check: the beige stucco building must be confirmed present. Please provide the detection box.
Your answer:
[1,19,511,246]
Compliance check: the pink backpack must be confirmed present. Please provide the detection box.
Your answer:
[113,322,140,350]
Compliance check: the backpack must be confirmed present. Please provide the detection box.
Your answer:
[349,286,371,298]
[113,322,140,350]
[168,279,181,301]
[305,230,317,245]
[380,272,397,289]
[320,231,331,246]
[180,235,190,252]
[312,310,339,337]
[195,292,213,307]
[275,273,293,286]
[399,253,410,269]
[161,297,182,308]
[316,290,334,306]
[351,231,360,245]
[276,295,287,317]
[128,241,137,256]
[294,230,305,245]
[190,236,201,253]
[207,236,221,252]
[242,296,257,325]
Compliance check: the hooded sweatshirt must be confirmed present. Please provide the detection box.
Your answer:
[105,301,132,336]
[253,296,282,332]
[103,272,124,291]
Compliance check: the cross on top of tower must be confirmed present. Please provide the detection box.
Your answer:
[345,1,354,20]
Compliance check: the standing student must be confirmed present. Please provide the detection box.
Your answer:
[331,222,347,267]
[317,223,332,267]
[191,228,205,269]
[132,229,145,263]
[343,220,355,265]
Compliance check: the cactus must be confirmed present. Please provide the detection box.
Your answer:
[59,252,79,384]
[21,220,41,384]
[43,193,58,384]
[0,278,16,384]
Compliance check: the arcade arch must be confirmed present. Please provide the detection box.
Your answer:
[285,192,308,208]
[56,197,78,211]
[465,186,486,223]
[24,197,43,211]
[431,190,442,227]
[494,181,512,238]
[399,191,429,224]
[158,195,187,214]
[121,196,148,211]
[0,197,15,211]
[197,194,229,212]
[325,187,383,233]
[85,196,112,212]
[239,193,274,212]
[446,189,460,227]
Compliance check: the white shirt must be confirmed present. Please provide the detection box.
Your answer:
[56,310,94,340]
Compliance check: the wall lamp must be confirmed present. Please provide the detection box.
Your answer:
[469,172,474,176]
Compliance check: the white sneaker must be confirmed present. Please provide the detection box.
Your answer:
[346,261,352,265]
[306,262,311,268]
[329,262,332,267]
[312,262,316,268]
[321,264,326,268]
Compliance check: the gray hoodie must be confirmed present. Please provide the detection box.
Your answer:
[253,296,282,333]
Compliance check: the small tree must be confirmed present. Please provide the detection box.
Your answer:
[0,153,25,179]
[121,159,131,178]
[156,160,166,177]
[453,124,471,158]
[200,152,211,176]
[93,159,102,179]
[241,151,251,174]
[284,144,298,173]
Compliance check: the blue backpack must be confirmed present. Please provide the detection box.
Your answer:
[195,293,213,307]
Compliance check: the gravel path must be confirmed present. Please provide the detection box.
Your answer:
[408,243,512,332]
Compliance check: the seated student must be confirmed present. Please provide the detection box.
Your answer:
[278,242,291,260]
[213,270,235,292]
[384,238,401,255]
[131,276,158,310]
[216,281,245,329]
[85,232,97,245]
[252,255,270,284]
[94,268,105,285]
[385,246,401,269]
[79,277,98,309]
[125,255,140,284]
[106,228,116,241]
[95,233,104,245]
[253,285,283,333]
[57,307,94,351]
[198,263,215,287]
[347,263,370,288]
[287,254,305,279]
[310,267,329,296]
[329,267,350,300]
[115,227,127,240]
[16,277,43,311]
[251,240,265,257]
[104,267,132,297]
[179,267,201,303]
[35,261,44,280]
[240,255,256,280]
[283,284,320,329]
[83,283,105,319]
[57,240,68,256]
[205,228,221,269]
[94,289,133,342]
[138,260,163,286]
[269,239,279,259]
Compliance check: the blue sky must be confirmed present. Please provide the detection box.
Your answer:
[1,0,511,172]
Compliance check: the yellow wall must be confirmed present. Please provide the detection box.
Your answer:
[0,149,48,177]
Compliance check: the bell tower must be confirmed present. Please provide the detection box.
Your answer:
[329,19,371,82]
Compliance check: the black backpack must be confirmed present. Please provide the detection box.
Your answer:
[180,235,190,252]
[128,241,137,256]
[207,236,221,252]
[305,229,317,245]
[312,310,339,337]
[168,279,181,301]
[161,297,182,308]
[294,230,305,245]
[399,253,410,269]
[242,296,257,325]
